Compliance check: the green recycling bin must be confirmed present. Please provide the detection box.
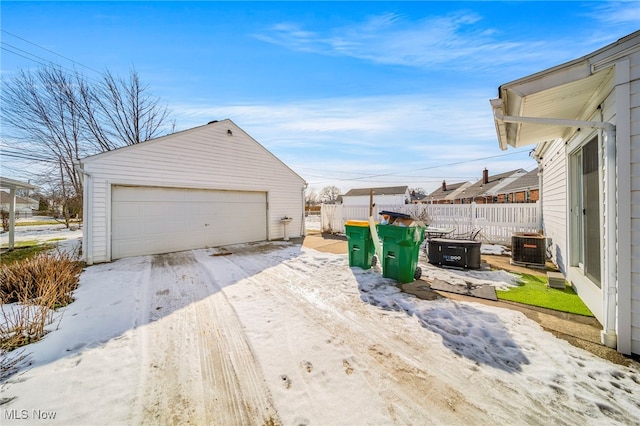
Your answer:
[376,224,426,283]
[345,220,375,269]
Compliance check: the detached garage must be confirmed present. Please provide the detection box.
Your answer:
[79,119,307,264]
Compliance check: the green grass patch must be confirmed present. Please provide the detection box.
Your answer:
[1,243,55,265]
[46,238,66,242]
[1,239,39,249]
[496,273,593,317]
[15,220,61,226]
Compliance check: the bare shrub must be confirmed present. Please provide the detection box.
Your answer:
[0,251,84,305]
[0,303,53,351]
[0,251,84,351]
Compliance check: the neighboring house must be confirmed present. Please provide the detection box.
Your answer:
[451,169,527,204]
[494,168,540,203]
[342,186,410,207]
[410,190,428,204]
[490,31,640,356]
[426,181,472,204]
[79,119,307,264]
[0,191,38,216]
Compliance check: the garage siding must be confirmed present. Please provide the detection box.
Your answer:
[82,120,306,263]
[629,51,640,355]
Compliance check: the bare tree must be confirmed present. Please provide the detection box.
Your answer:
[1,65,173,226]
[305,187,319,207]
[319,185,342,204]
[1,68,86,198]
[79,69,170,151]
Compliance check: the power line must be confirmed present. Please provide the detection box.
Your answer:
[1,153,54,162]
[298,149,532,183]
[1,29,103,75]
[1,43,103,86]
[1,44,81,77]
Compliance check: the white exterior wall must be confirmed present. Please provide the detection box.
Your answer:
[342,193,409,207]
[537,53,640,355]
[538,139,568,274]
[81,120,306,264]
[628,51,640,354]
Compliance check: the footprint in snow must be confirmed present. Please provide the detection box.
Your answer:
[280,374,292,389]
[343,359,354,375]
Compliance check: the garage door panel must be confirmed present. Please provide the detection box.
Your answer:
[111,186,267,259]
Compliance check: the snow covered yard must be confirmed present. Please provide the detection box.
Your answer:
[0,218,82,254]
[2,238,640,425]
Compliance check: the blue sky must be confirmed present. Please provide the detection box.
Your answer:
[1,1,639,194]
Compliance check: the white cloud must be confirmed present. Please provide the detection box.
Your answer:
[172,92,497,148]
[587,1,640,25]
[254,6,639,74]
[171,92,536,193]
[253,11,562,72]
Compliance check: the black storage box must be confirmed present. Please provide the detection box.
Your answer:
[428,238,481,269]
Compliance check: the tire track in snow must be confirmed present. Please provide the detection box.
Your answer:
[135,251,278,425]
[191,254,279,426]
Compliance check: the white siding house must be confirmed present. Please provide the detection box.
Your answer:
[491,31,640,356]
[79,119,306,264]
[342,186,411,207]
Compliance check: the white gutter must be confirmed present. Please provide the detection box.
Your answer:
[494,110,618,349]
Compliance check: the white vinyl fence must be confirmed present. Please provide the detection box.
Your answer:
[320,202,540,245]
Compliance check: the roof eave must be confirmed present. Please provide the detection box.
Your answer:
[491,30,640,151]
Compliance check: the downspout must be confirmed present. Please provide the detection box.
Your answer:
[602,123,617,349]
[301,183,308,237]
[536,164,543,232]
[494,111,618,349]
[75,162,93,265]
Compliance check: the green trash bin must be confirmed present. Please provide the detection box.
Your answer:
[376,224,426,283]
[345,220,375,269]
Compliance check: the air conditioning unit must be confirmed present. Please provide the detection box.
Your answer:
[511,233,546,267]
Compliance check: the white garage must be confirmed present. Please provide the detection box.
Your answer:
[79,119,306,264]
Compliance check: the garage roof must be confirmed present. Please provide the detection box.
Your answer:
[81,118,306,185]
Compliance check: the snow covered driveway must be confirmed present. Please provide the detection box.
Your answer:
[2,241,640,425]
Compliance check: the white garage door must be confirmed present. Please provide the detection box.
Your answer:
[111,186,267,259]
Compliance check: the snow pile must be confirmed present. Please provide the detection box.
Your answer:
[481,243,511,255]
[420,261,522,290]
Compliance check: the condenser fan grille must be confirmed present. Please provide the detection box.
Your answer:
[511,233,546,266]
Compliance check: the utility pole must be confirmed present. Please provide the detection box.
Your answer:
[369,189,374,217]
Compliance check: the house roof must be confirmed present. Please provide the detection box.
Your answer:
[491,30,640,151]
[427,181,471,200]
[0,191,33,205]
[458,169,526,200]
[499,168,539,194]
[0,177,37,191]
[343,186,409,197]
[410,192,427,202]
